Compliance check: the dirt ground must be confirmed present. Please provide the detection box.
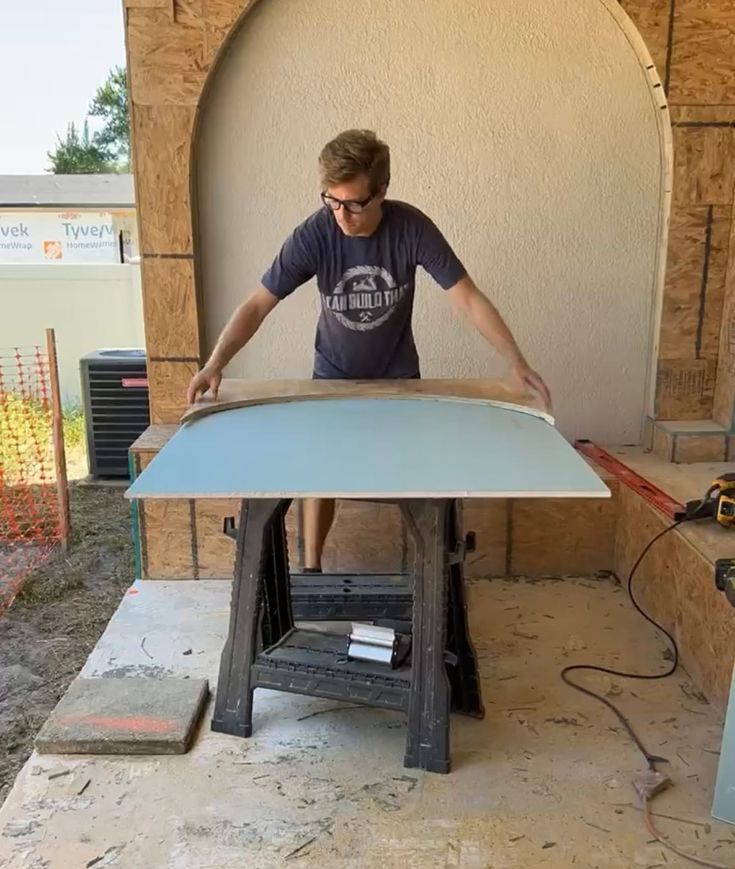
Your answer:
[0,485,134,805]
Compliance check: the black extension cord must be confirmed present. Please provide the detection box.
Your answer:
[560,519,689,769]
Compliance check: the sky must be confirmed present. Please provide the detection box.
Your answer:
[0,1,127,175]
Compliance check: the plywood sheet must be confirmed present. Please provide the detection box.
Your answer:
[463,499,508,578]
[130,424,179,454]
[658,206,731,361]
[614,485,673,629]
[527,443,735,578]
[321,501,405,574]
[183,377,549,423]
[612,483,733,711]
[669,524,734,710]
[202,0,255,65]
[668,0,735,105]
[142,498,195,579]
[126,7,206,106]
[125,0,173,9]
[194,498,239,578]
[651,425,674,461]
[148,360,200,425]
[141,257,201,359]
[673,126,735,206]
[654,358,717,419]
[132,104,195,255]
[672,433,727,463]
[127,399,610,500]
[510,486,618,576]
[617,0,670,78]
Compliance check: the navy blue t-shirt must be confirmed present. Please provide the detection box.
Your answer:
[261,200,466,379]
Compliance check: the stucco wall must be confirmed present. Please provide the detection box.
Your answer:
[0,264,145,404]
[195,0,664,442]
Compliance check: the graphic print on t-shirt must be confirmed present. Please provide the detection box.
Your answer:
[323,265,410,332]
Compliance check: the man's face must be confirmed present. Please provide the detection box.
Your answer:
[322,174,385,237]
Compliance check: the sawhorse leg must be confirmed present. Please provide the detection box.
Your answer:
[212,498,291,737]
[402,498,452,774]
[446,501,485,719]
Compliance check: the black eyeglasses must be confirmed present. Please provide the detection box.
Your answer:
[321,190,376,215]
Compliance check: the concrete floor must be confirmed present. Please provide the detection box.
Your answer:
[0,576,732,868]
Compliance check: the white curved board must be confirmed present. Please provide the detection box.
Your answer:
[126,397,609,500]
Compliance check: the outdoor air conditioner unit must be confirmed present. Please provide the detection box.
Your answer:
[80,349,150,479]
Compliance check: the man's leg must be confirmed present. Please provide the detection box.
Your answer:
[303,498,336,571]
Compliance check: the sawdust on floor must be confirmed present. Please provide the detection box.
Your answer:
[1,574,732,868]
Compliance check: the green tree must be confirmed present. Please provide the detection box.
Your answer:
[89,66,130,170]
[47,67,131,174]
[46,121,112,174]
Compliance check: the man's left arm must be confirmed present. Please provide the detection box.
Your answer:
[446,275,552,411]
[416,214,551,410]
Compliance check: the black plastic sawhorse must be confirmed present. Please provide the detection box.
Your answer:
[211,497,484,773]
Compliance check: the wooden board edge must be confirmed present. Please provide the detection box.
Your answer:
[182,392,555,426]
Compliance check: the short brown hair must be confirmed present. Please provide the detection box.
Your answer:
[319,129,390,193]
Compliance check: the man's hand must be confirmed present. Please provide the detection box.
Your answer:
[510,361,552,412]
[186,365,222,406]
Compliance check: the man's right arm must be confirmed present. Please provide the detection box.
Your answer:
[186,286,280,404]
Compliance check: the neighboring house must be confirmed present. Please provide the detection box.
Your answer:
[0,174,144,404]
[0,174,138,264]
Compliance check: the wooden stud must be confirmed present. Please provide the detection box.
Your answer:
[46,328,70,551]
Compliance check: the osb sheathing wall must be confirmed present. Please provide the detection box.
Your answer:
[616,1,735,424]
[124,0,735,428]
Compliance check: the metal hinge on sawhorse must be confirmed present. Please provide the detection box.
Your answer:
[212,498,484,774]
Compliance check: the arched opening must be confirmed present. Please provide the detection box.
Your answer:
[193,0,670,442]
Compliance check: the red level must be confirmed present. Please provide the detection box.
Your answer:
[574,439,684,521]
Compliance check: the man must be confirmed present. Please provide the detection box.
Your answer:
[187,129,551,571]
